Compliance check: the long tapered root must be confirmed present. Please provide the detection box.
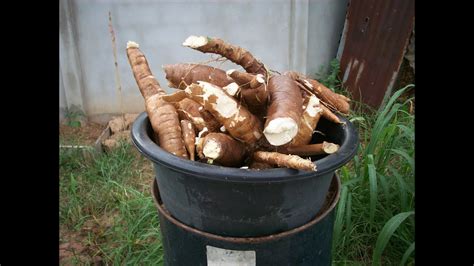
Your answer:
[145,95,188,158]
[285,71,350,115]
[126,42,164,99]
[163,63,233,90]
[183,35,267,76]
[320,104,343,124]
[253,151,316,172]
[126,41,188,158]
[279,141,339,156]
[304,78,350,114]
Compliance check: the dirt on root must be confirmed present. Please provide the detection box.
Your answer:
[60,122,106,146]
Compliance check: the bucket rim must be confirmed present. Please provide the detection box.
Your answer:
[131,112,358,182]
[151,174,341,243]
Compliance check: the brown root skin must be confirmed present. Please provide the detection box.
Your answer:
[183,35,267,76]
[228,70,269,120]
[253,151,316,172]
[226,69,254,88]
[338,94,351,103]
[163,63,233,90]
[290,94,323,146]
[284,71,351,114]
[176,98,221,133]
[126,44,164,99]
[263,75,304,146]
[145,95,188,159]
[200,133,247,167]
[161,90,187,103]
[180,120,196,161]
[126,42,188,159]
[278,141,340,156]
[185,81,263,145]
[300,77,350,114]
[240,85,268,119]
[320,104,343,124]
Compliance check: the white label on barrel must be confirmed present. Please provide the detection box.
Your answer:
[206,245,256,266]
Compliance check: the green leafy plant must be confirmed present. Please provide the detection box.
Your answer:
[316,58,341,92]
[65,109,85,127]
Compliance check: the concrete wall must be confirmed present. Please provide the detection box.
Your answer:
[60,0,348,120]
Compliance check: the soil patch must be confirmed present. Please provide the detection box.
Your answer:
[60,122,106,145]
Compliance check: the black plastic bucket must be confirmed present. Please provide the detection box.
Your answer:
[132,112,358,237]
[151,175,341,266]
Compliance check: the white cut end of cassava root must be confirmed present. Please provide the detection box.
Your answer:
[220,126,226,132]
[126,41,139,49]
[305,95,322,117]
[183,35,208,48]
[263,117,299,146]
[197,81,239,118]
[323,141,340,154]
[202,139,221,159]
[222,82,239,96]
[255,74,265,83]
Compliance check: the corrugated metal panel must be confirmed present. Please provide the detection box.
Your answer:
[339,0,414,108]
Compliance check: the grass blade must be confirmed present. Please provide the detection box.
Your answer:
[334,185,348,246]
[345,192,352,234]
[389,166,409,211]
[377,173,390,200]
[391,149,414,170]
[367,154,378,222]
[397,125,414,140]
[372,211,414,266]
[365,85,413,158]
[399,242,415,266]
[366,103,402,157]
[376,85,414,118]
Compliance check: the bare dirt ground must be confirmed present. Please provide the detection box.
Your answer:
[60,122,106,145]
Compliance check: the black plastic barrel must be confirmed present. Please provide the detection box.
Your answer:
[151,175,341,266]
[132,112,358,237]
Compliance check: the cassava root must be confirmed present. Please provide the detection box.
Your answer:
[126,41,188,158]
[126,35,352,171]
[253,151,316,172]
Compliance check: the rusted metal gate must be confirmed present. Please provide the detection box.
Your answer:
[338,0,415,108]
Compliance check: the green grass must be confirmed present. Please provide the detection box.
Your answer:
[60,60,414,265]
[59,142,163,265]
[319,59,415,265]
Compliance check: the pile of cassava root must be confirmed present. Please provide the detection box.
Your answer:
[126,35,351,172]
